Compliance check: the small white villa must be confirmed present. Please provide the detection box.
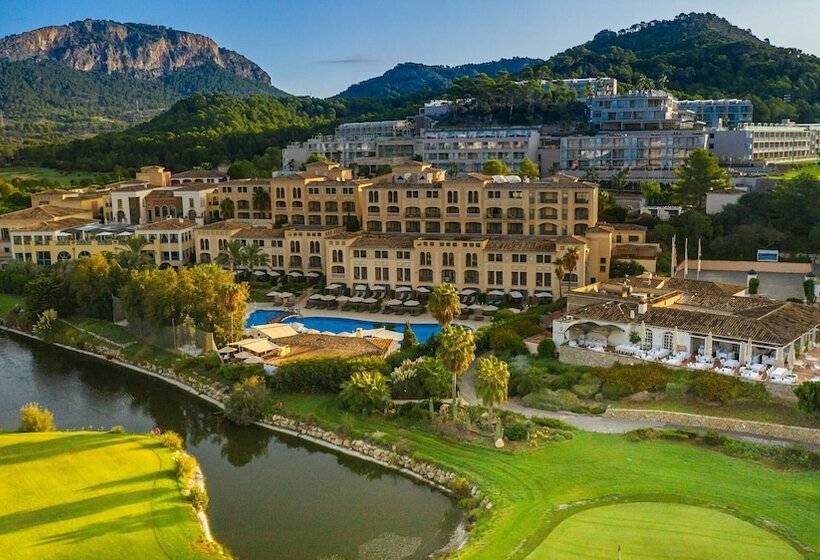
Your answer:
[553,275,820,384]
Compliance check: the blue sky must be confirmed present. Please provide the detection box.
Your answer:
[2,0,819,97]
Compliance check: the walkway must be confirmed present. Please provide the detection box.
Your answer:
[459,363,818,447]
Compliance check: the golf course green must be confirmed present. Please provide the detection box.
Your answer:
[528,501,801,560]
[0,431,223,560]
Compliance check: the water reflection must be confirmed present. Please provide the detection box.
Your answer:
[0,333,462,560]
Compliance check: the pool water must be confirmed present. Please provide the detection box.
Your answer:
[284,316,441,343]
[246,309,288,327]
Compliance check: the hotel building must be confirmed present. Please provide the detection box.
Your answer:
[678,99,753,128]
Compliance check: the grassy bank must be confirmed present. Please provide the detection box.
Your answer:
[0,431,224,559]
[273,393,819,560]
[0,294,22,317]
[0,166,107,186]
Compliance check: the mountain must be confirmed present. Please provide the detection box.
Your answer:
[540,12,820,121]
[337,57,543,98]
[0,19,270,83]
[0,19,288,151]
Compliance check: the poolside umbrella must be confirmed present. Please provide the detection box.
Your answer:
[326,283,342,290]
[404,300,420,307]
[268,270,281,276]
[460,288,477,296]
[266,290,281,297]
[483,305,498,313]
[321,294,336,302]
[534,291,552,298]
[510,291,523,299]
[217,346,235,354]
[395,286,411,292]
[468,303,484,310]
[372,285,386,291]
[349,296,364,303]
[355,284,368,291]
[416,287,430,293]
[288,271,302,277]
[309,294,323,300]
[305,328,321,334]
[244,356,264,364]
[253,270,267,277]
[279,292,294,299]
[116,231,133,237]
[488,289,505,296]
[306,272,320,278]
[95,231,113,237]
[233,351,252,360]
[336,295,350,303]
[337,332,354,337]
[508,308,521,314]
[385,299,402,306]
[363,297,378,304]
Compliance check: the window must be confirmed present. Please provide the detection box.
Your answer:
[445,222,461,234]
[446,191,458,204]
[367,191,379,203]
[536,272,552,287]
[397,267,411,281]
[467,190,479,204]
[289,241,300,253]
[309,241,320,254]
[442,252,454,267]
[406,221,421,233]
[199,238,210,250]
[488,253,502,262]
[425,222,440,233]
[332,265,344,274]
[396,251,410,260]
[487,270,503,285]
[353,266,368,280]
[536,254,551,264]
[466,222,482,234]
[465,253,478,267]
[332,249,344,263]
[441,269,456,283]
[375,267,389,281]
[644,330,654,350]
[353,249,367,258]
[367,221,382,232]
[512,254,527,263]
[511,271,527,286]
[292,187,302,199]
[420,251,432,266]
[464,270,479,284]
[419,269,433,282]
[663,331,674,350]
[375,250,388,259]
[388,190,398,203]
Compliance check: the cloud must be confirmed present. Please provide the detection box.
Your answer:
[315,55,380,65]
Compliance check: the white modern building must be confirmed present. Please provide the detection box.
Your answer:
[678,99,753,128]
[709,121,820,165]
[420,126,541,172]
[588,90,689,131]
[560,130,708,171]
[638,205,682,220]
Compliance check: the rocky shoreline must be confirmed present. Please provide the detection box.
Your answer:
[1,325,484,553]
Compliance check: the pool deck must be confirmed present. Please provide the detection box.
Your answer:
[246,301,483,331]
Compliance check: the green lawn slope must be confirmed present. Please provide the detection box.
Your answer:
[0,431,223,560]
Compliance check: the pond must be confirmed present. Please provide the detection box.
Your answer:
[0,332,462,560]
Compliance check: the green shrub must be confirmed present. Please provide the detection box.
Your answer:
[593,363,671,399]
[189,485,209,511]
[794,381,820,414]
[503,421,529,441]
[625,428,663,441]
[19,402,55,432]
[510,364,555,396]
[689,372,768,403]
[174,452,198,480]
[339,370,390,414]
[225,376,269,425]
[32,308,58,338]
[521,388,581,412]
[273,356,384,392]
[537,338,556,358]
[530,417,577,431]
[159,430,184,451]
[448,476,472,498]
[489,327,528,357]
[109,425,125,434]
[571,374,601,398]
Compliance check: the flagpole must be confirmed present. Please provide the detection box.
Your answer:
[670,235,677,278]
[684,238,689,278]
[697,237,702,280]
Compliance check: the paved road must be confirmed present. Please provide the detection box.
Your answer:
[459,363,816,448]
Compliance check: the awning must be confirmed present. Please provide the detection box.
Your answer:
[372,285,386,291]
[55,232,72,237]
[278,291,294,298]
[355,285,368,292]
[233,351,252,359]
[116,231,133,237]
[95,231,113,237]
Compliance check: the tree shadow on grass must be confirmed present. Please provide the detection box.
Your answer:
[0,433,126,467]
[0,488,170,536]
[36,505,189,546]
[82,470,175,492]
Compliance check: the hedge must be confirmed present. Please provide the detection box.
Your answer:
[271,356,385,392]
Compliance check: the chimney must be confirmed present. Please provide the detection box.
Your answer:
[637,295,648,315]
[629,309,636,320]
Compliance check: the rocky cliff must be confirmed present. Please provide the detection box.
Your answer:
[0,19,270,84]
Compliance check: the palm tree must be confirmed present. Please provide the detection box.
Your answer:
[252,189,271,214]
[428,283,460,327]
[475,355,509,430]
[219,198,235,219]
[554,256,565,299]
[216,240,245,271]
[563,247,579,294]
[242,243,270,271]
[117,235,151,269]
[436,325,476,420]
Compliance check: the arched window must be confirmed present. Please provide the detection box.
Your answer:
[464,270,479,284]
[331,265,344,274]
[643,329,654,350]
[57,251,71,261]
[78,251,91,258]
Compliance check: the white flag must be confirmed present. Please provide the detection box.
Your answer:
[684,238,689,278]
[670,235,677,277]
[697,238,702,279]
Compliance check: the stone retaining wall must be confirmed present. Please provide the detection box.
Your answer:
[558,345,644,368]
[605,408,820,446]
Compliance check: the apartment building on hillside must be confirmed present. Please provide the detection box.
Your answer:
[419,126,540,172]
[678,99,753,128]
[709,121,820,165]
[588,90,688,131]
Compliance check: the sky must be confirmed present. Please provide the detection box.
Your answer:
[2,0,819,98]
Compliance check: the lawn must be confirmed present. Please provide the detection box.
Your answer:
[528,502,800,560]
[274,393,819,560]
[0,431,223,560]
[0,293,23,316]
[0,166,106,186]
[775,162,820,180]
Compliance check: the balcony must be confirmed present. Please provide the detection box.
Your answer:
[486,208,503,219]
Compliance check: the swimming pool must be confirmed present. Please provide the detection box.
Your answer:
[285,316,441,343]
[245,309,288,327]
